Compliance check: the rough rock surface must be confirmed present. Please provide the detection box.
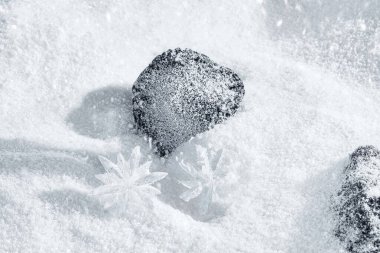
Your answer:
[132,48,245,156]
[334,146,380,253]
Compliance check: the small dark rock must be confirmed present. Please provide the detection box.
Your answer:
[132,48,245,156]
[334,145,380,253]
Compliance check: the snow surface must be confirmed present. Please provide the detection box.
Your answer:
[0,0,380,252]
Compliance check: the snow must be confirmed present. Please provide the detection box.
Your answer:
[0,0,380,252]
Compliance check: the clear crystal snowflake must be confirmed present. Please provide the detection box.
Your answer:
[93,146,168,209]
[178,146,223,214]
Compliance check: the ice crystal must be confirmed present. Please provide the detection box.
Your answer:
[93,146,168,209]
[178,146,223,214]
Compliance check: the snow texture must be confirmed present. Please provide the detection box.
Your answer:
[0,0,380,252]
[132,48,244,156]
[334,146,380,253]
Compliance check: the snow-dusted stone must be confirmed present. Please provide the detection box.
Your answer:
[132,48,245,156]
[334,146,380,253]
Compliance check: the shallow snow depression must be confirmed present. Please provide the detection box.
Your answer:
[1,0,380,252]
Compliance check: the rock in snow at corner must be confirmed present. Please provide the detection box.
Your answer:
[335,146,380,253]
[132,48,244,156]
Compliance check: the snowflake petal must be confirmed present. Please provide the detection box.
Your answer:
[135,161,152,178]
[211,149,223,171]
[180,184,203,202]
[197,145,210,170]
[201,164,212,177]
[198,185,213,215]
[196,145,208,162]
[139,185,162,195]
[98,155,123,178]
[179,160,199,178]
[136,172,167,186]
[178,180,199,189]
[117,153,129,176]
[129,146,142,171]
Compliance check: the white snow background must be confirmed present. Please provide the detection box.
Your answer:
[0,0,380,252]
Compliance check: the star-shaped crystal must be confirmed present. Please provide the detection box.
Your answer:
[178,146,223,214]
[93,146,168,209]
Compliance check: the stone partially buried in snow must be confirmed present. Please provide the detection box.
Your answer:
[132,48,245,156]
[334,146,380,253]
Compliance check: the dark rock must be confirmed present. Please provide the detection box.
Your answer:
[132,48,245,156]
[334,146,380,253]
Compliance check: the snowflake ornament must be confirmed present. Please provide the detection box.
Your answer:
[93,146,167,209]
[178,146,223,214]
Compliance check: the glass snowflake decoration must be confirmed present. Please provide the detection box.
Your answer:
[178,146,223,214]
[93,146,167,209]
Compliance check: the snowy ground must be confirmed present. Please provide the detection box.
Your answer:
[1,0,380,252]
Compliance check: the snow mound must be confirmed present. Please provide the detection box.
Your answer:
[0,0,380,252]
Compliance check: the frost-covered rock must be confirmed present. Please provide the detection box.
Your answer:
[132,48,245,156]
[334,146,380,253]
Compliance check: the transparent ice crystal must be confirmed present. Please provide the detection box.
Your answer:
[178,146,223,214]
[93,146,168,209]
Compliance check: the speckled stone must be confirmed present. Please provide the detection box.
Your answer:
[132,48,245,156]
[335,146,380,253]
